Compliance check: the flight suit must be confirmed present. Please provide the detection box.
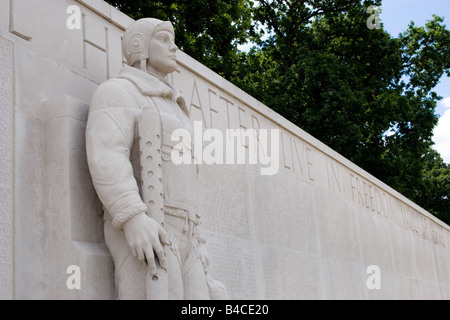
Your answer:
[86,65,209,299]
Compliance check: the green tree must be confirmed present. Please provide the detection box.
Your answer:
[109,0,450,225]
[415,148,450,224]
[105,0,253,78]
[230,1,450,224]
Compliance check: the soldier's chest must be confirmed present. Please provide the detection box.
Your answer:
[150,96,191,137]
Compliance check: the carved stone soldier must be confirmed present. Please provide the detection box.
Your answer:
[86,18,227,300]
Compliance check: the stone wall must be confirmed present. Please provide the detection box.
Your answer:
[0,0,449,299]
[0,33,14,301]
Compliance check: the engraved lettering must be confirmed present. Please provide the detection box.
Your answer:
[363,181,370,209]
[292,139,305,178]
[190,80,209,128]
[326,159,342,194]
[306,147,314,182]
[208,89,222,130]
[219,96,234,129]
[238,107,249,147]
[281,131,292,170]
[368,184,375,212]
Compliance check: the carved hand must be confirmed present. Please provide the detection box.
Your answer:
[122,212,170,276]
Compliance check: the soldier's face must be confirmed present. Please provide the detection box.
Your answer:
[147,30,178,77]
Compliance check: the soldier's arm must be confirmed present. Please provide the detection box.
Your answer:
[86,80,146,228]
[86,80,168,274]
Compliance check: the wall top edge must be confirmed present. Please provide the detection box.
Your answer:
[77,0,450,231]
[177,50,450,231]
[75,0,134,30]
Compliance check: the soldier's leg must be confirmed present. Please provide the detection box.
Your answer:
[104,221,146,300]
[182,248,210,300]
[176,219,209,299]
[163,213,209,299]
[106,216,189,300]
[163,214,185,299]
[166,232,183,299]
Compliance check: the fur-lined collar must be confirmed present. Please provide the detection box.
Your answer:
[118,65,188,115]
[118,65,175,98]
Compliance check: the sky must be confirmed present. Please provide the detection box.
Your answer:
[380,0,450,163]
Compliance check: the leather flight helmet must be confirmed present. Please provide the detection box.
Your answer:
[122,18,175,71]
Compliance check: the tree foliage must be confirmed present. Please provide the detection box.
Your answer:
[105,0,253,78]
[415,149,450,224]
[231,0,450,224]
[108,0,450,225]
